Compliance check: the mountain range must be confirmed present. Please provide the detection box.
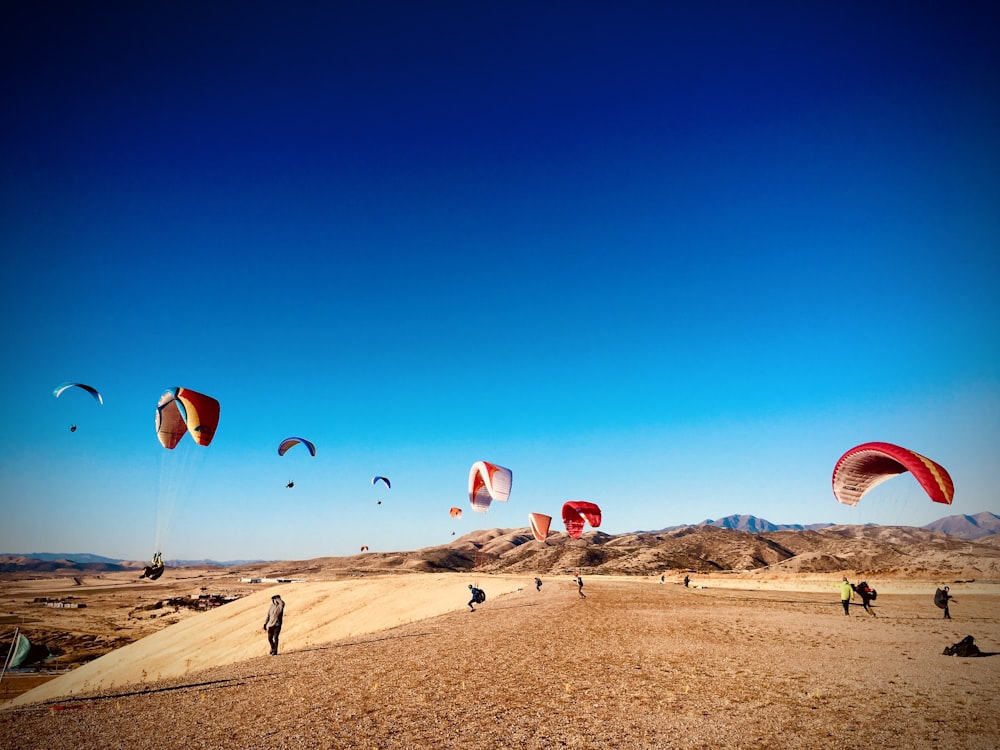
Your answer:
[3,512,996,577]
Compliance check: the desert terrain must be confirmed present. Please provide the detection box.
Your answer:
[2,571,999,749]
[2,525,999,748]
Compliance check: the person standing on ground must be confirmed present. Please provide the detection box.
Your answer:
[839,577,853,616]
[684,575,690,588]
[535,577,543,592]
[574,574,586,599]
[263,594,285,655]
[935,586,954,619]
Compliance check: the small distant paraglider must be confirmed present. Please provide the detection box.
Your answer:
[278,437,315,488]
[372,475,390,506]
[54,382,103,432]
[360,545,369,552]
[53,382,103,404]
[831,441,954,506]
[468,461,512,513]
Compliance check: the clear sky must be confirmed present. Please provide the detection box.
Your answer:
[2,2,998,561]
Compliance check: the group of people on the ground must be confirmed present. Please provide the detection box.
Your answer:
[258,573,962,657]
[841,577,956,619]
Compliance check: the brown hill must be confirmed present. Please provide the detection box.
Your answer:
[224,524,1000,581]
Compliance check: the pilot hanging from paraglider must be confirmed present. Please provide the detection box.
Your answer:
[139,552,165,580]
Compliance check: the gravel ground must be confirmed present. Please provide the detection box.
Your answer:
[2,579,998,750]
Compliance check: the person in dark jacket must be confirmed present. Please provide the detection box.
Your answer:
[852,581,877,617]
[263,594,285,655]
[935,586,954,619]
[468,584,483,612]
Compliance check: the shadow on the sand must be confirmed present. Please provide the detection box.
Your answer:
[24,676,270,710]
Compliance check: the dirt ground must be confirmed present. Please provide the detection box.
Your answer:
[2,573,998,749]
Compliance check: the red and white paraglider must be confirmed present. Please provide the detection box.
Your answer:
[468,461,512,513]
[831,442,954,507]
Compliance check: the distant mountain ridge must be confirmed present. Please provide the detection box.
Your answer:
[4,513,995,571]
[921,511,1000,540]
[693,515,834,533]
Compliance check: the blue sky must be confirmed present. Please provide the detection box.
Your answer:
[2,2,998,561]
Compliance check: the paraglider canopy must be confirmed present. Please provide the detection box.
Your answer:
[53,382,103,404]
[831,441,954,506]
[372,475,391,489]
[156,388,220,449]
[528,512,552,542]
[562,501,602,539]
[449,506,463,519]
[278,437,316,456]
[468,461,512,513]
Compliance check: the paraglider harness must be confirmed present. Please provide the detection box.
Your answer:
[140,553,165,580]
[943,635,980,657]
[472,587,486,604]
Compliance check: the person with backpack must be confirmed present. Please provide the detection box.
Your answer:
[574,574,586,599]
[468,584,485,611]
[935,586,954,619]
[852,581,877,617]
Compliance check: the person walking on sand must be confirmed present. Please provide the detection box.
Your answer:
[840,577,853,616]
[535,577,543,592]
[574,574,586,598]
[263,594,285,655]
[684,575,690,588]
[852,581,877,617]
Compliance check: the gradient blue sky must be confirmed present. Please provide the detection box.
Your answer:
[2,2,998,561]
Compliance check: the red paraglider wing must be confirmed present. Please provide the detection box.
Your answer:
[449,506,463,519]
[528,512,552,542]
[562,501,602,539]
[831,441,954,506]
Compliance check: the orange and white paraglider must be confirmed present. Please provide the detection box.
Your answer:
[831,442,954,507]
[156,388,221,449]
[468,461,512,513]
[562,501,602,539]
[151,387,221,579]
[528,512,552,542]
